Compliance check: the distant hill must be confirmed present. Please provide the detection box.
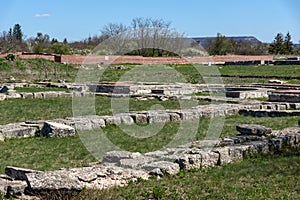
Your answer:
[191,36,262,48]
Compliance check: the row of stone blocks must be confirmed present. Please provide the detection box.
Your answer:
[1,127,299,198]
[0,91,87,101]
[1,102,299,140]
[239,109,300,117]
[0,104,249,140]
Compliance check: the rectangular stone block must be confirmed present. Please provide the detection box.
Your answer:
[33,92,43,99]
[178,110,199,121]
[105,116,122,126]
[169,112,181,122]
[58,92,73,97]
[147,112,170,123]
[20,92,33,99]
[42,92,59,98]
[132,113,148,124]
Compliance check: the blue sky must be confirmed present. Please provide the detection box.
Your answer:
[1,0,300,43]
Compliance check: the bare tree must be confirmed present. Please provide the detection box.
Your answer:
[101,23,129,38]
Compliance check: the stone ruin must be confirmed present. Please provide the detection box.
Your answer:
[0,81,299,198]
[0,123,299,199]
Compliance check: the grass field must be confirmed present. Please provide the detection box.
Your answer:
[1,58,300,84]
[0,58,78,83]
[0,115,298,173]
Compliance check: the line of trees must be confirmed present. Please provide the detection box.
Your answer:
[1,22,300,56]
[208,32,300,56]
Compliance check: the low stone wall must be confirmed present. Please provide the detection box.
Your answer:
[1,125,299,198]
[1,102,300,141]
[269,90,300,103]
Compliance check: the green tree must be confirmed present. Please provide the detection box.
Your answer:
[208,33,230,55]
[268,33,284,54]
[12,24,23,42]
[283,32,293,55]
[51,42,70,54]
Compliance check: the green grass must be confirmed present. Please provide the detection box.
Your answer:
[14,87,70,93]
[0,115,298,173]
[0,96,209,125]
[73,153,300,200]
[2,59,300,84]
[97,64,300,84]
[0,58,78,83]
[0,136,96,172]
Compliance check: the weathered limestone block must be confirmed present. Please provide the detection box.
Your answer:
[20,92,34,99]
[103,151,142,163]
[200,150,219,167]
[142,161,180,175]
[246,140,269,155]
[178,110,199,121]
[90,117,106,128]
[268,137,285,152]
[105,116,122,126]
[0,175,27,198]
[213,146,243,165]
[147,112,170,123]
[0,93,6,101]
[177,154,202,169]
[0,123,37,140]
[42,92,59,98]
[33,92,43,99]
[145,150,170,158]
[40,121,75,137]
[131,113,148,124]
[26,171,82,192]
[169,112,181,122]
[236,124,272,136]
[286,133,300,149]
[6,91,21,99]
[120,156,155,169]
[5,166,40,181]
[275,104,287,110]
[117,115,134,125]
[58,92,73,97]
[66,117,92,130]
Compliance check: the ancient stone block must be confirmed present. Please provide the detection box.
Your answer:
[142,161,180,175]
[120,156,155,169]
[26,171,82,192]
[103,151,142,163]
[20,92,33,99]
[118,115,134,125]
[58,92,73,97]
[147,112,170,123]
[0,176,27,198]
[169,112,181,122]
[40,121,75,137]
[33,92,43,99]
[200,151,219,167]
[178,110,199,121]
[42,92,59,98]
[236,124,272,136]
[0,93,6,101]
[105,116,122,126]
[132,113,148,124]
[0,123,37,139]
